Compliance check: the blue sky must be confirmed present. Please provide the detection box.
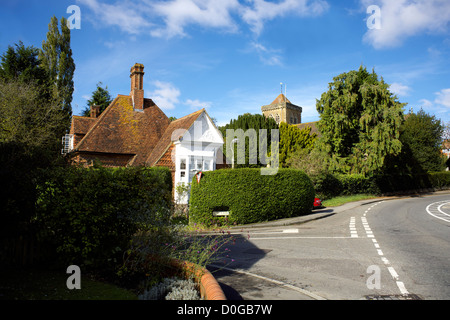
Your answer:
[1,0,449,127]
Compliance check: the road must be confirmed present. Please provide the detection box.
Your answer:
[209,193,450,300]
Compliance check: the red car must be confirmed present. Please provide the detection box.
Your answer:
[313,197,323,209]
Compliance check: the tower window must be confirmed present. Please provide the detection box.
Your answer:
[275,114,280,124]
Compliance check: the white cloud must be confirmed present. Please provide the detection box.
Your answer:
[77,0,153,34]
[389,82,411,96]
[435,88,450,107]
[242,0,329,35]
[419,98,433,108]
[185,99,212,110]
[149,81,181,110]
[79,0,329,38]
[150,0,241,38]
[250,42,283,66]
[362,0,450,49]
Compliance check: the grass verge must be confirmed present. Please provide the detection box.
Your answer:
[322,194,377,207]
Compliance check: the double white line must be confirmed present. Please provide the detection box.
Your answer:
[426,200,450,223]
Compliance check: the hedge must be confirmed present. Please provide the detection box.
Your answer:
[311,171,450,199]
[34,165,173,272]
[189,168,315,226]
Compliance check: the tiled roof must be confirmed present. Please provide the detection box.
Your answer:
[70,116,98,135]
[146,109,205,167]
[73,94,170,166]
[271,94,291,105]
[295,121,320,136]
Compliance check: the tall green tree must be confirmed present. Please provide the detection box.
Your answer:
[81,82,113,117]
[279,123,317,167]
[39,16,75,134]
[399,109,445,172]
[316,66,405,176]
[219,113,278,167]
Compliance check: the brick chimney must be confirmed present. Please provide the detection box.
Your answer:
[90,105,101,118]
[130,63,145,111]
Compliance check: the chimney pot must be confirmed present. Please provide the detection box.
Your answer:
[90,105,101,118]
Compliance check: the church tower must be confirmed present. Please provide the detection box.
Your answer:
[261,93,302,125]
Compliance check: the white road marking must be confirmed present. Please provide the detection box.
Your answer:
[363,201,410,296]
[396,281,409,295]
[426,201,450,223]
[350,217,358,237]
[249,236,358,240]
[209,264,327,300]
[437,203,450,217]
[387,267,399,281]
[282,228,299,234]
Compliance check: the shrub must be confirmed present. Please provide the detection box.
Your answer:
[309,171,343,200]
[337,174,380,196]
[429,171,450,189]
[189,168,315,226]
[139,277,200,300]
[311,171,450,199]
[35,165,173,273]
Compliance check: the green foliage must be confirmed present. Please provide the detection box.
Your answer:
[312,171,450,200]
[219,113,279,167]
[81,82,113,117]
[279,123,317,167]
[316,66,405,176]
[285,148,327,176]
[399,109,446,173]
[0,41,49,92]
[35,166,173,273]
[0,79,65,159]
[39,16,75,134]
[189,168,315,226]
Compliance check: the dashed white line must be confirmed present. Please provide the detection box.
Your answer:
[387,266,399,280]
[363,201,410,296]
[350,217,358,238]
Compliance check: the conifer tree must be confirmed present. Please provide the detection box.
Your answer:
[219,113,278,167]
[39,16,75,135]
[279,123,317,167]
[316,66,405,175]
[81,82,113,117]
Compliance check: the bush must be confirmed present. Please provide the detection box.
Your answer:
[309,171,343,200]
[139,277,200,300]
[337,174,380,196]
[35,165,173,273]
[189,168,315,226]
[425,172,450,190]
[311,171,450,199]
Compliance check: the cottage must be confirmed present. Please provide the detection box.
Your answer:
[63,63,225,203]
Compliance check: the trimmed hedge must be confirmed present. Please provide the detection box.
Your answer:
[311,171,450,199]
[35,166,173,272]
[189,168,315,226]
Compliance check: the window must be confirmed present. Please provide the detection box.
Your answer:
[204,160,210,171]
[275,114,280,124]
[180,158,186,170]
[188,156,213,172]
